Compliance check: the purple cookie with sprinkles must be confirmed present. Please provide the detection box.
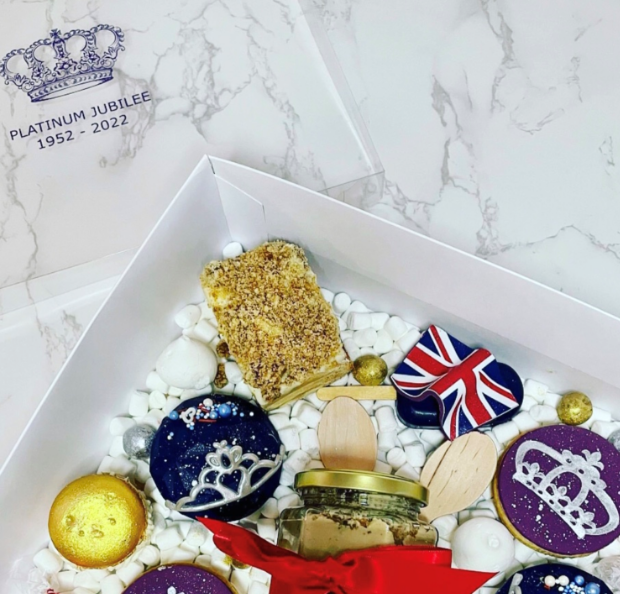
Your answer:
[123,564,234,593]
[497,564,611,594]
[494,425,620,556]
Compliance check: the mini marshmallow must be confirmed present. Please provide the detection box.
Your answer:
[223,241,244,259]
[382,349,404,369]
[156,336,217,390]
[343,338,361,359]
[386,447,407,469]
[234,382,253,399]
[307,459,325,469]
[371,312,390,330]
[116,561,144,586]
[195,554,212,568]
[109,457,135,478]
[279,469,296,487]
[359,347,376,356]
[146,370,169,393]
[437,538,451,549]
[148,390,167,410]
[289,418,308,432]
[55,570,76,592]
[305,392,327,412]
[155,526,183,550]
[377,450,388,463]
[210,549,232,579]
[101,575,125,594]
[373,329,393,355]
[432,515,458,541]
[274,485,294,499]
[395,463,420,481]
[277,494,301,514]
[591,421,618,439]
[98,455,114,474]
[199,532,216,554]
[492,420,520,444]
[344,301,369,322]
[161,547,195,565]
[370,416,379,434]
[513,539,536,563]
[396,329,422,353]
[261,497,280,519]
[232,568,253,594]
[338,317,347,332]
[109,436,126,458]
[75,571,102,591]
[190,319,219,344]
[300,428,321,459]
[512,411,539,433]
[128,391,150,417]
[174,304,201,329]
[374,460,392,474]
[163,396,182,415]
[181,389,201,401]
[541,392,562,407]
[599,537,620,557]
[330,373,349,386]
[333,292,352,314]
[378,431,399,452]
[384,316,408,341]
[224,361,243,384]
[185,522,209,547]
[110,416,136,436]
[404,442,426,467]
[140,410,165,428]
[284,450,311,474]
[257,519,278,542]
[419,429,445,448]
[520,395,537,412]
[397,428,419,446]
[249,581,270,594]
[269,414,291,431]
[591,406,613,423]
[138,544,161,566]
[33,548,63,573]
[168,386,184,396]
[529,404,559,424]
[354,328,378,347]
[297,403,322,429]
[375,406,398,433]
[320,288,334,303]
[200,302,215,320]
[523,379,548,402]
[349,312,373,330]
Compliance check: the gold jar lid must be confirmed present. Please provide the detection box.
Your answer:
[295,469,428,504]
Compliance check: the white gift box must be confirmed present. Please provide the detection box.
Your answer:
[2,156,620,589]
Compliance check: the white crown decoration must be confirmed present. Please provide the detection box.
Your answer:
[1,25,124,102]
[513,440,619,539]
[167,441,285,514]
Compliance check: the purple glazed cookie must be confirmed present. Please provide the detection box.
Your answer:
[123,564,234,594]
[494,425,620,556]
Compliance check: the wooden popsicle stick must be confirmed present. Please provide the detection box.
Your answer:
[317,386,396,401]
[318,397,378,471]
[419,432,497,523]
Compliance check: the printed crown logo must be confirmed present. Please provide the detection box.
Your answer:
[0,25,125,102]
[167,441,284,514]
[513,440,620,539]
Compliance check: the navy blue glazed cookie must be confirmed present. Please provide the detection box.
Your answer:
[150,395,284,521]
[498,564,611,594]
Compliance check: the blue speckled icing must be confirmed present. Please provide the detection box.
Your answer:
[150,394,283,521]
[498,564,611,594]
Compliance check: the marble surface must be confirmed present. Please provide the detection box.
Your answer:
[3,0,620,472]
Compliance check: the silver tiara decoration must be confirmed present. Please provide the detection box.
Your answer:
[167,441,284,513]
[513,440,619,539]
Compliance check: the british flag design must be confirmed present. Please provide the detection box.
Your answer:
[391,325,520,440]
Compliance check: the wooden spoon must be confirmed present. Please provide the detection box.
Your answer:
[318,397,378,471]
[419,432,497,523]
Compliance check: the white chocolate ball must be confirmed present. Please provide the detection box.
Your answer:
[156,336,217,390]
[451,518,515,572]
[544,576,556,587]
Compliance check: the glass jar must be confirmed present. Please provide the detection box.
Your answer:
[278,469,437,560]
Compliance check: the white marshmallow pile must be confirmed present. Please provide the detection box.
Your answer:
[31,242,620,594]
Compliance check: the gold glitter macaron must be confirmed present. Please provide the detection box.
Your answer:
[49,474,148,568]
[557,391,593,426]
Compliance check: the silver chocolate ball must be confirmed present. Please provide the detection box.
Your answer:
[123,424,156,460]
[608,429,620,452]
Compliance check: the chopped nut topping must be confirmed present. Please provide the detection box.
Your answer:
[214,363,228,389]
[200,241,350,407]
[216,341,230,358]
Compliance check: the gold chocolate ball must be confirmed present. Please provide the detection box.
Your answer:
[49,474,147,568]
[557,391,593,426]
[353,354,388,386]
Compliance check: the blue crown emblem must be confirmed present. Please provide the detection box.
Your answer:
[1,25,125,102]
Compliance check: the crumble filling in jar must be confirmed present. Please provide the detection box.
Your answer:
[277,469,437,560]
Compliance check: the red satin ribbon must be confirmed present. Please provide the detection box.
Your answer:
[200,518,495,594]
